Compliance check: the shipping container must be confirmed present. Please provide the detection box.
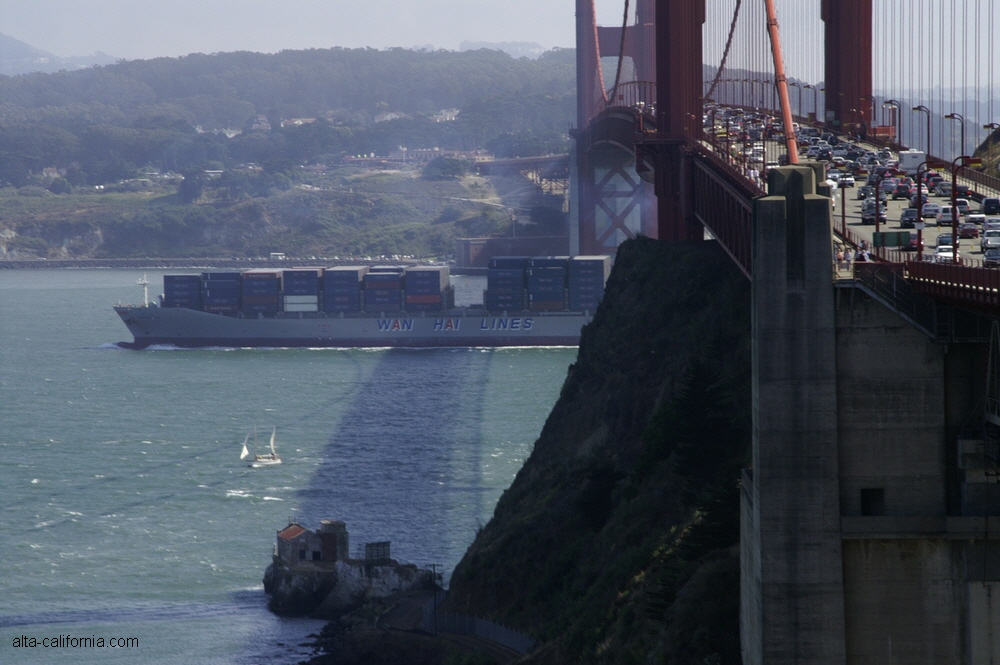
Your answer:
[404,266,450,292]
[284,303,319,312]
[165,274,202,282]
[323,266,369,284]
[487,267,526,279]
[569,255,612,281]
[242,281,280,295]
[283,284,320,296]
[405,294,443,304]
[242,295,280,306]
[203,296,241,306]
[284,295,319,305]
[162,297,202,309]
[488,257,530,269]
[324,285,362,296]
[201,279,240,291]
[201,272,241,281]
[242,270,282,280]
[528,256,570,268]
[369,265,406,274]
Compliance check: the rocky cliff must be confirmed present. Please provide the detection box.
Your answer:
[445,237,751,663]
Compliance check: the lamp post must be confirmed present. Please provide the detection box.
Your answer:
[805,85,817,123]
[949,155,984,263]
[913,159,938,262]
[790,82,802,119]
[913,105,932,156]
[883,99,902,150]
[944,112,966,159]
[986,122,1000,176]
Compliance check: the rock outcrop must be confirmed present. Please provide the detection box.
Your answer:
[264,558,433,617]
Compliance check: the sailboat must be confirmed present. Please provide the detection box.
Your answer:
[240,425,282,466]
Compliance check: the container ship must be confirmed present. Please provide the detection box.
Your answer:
[114,256,611,349]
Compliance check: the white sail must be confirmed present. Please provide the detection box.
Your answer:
[240,433,250,460]
[269,427,277,456]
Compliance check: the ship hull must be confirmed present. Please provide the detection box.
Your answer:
[115,305,591,349]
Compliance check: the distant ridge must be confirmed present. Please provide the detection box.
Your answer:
[0,33,118,75]
[459,40,547,60]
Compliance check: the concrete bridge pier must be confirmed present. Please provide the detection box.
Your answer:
[742,164,847,665]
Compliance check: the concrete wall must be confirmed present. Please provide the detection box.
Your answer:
[834,290,947,517]
[841,538,967,664]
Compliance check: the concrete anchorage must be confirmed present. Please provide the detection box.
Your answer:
[743,165,1000,664]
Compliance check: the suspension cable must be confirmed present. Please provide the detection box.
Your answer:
[609,0,631,105]
[705,0,743,102]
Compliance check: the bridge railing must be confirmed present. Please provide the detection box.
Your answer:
[605,81,656,113]
[905,260,1000,309]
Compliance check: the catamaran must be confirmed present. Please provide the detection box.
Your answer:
[240,425,282,466]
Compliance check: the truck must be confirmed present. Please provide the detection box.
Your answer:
[898,149,926,175]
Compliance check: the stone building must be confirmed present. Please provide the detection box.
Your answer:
[275,519,350,565]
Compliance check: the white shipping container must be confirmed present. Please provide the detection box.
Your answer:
[283,303,319,312]
[283,295,319,305]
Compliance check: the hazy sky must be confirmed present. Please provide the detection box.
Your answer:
[0,0,615,60]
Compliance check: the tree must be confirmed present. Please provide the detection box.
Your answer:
[178,169,204,203]
[422,156,466,180]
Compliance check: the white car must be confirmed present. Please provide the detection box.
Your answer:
[981,229,1000,252]
[839,173,856,188]
[922,203,941,223]
[934,245,955,263]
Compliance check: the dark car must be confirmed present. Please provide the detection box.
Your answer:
[955,184,974,198]
[958,222,979,239]
[857,185,876,200]
[862,201,887,225]
[899,208,919,228]
[891,183,911,200]
[983,198,1000,215]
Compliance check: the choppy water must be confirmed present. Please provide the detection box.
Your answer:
[0,270,575,664]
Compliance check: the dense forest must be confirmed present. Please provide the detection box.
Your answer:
[0,47,575,188]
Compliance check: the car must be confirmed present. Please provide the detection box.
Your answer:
[839,173,855,187]
[935,245,955,263]
[955,184,974,198]
[899,208,919,228]
[955,198,971,216]
[857,185,876,200]
[958,223,979,239]
[902,237,924,252]
[935,181,953,197]
[985,217,1000,230]
[862,201,887,225]
[983,198,1000,215]
[922,202,941,219]
[968,213,986,226]
[937,233,954,247]
[891,183,911,200]
[880,178,898,194]
[985,248,1000,267]
[981,229,1000,252]
[939,205,957,224]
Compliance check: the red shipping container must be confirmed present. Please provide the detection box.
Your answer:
[405,294,443,304]
[529,301,565,311]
